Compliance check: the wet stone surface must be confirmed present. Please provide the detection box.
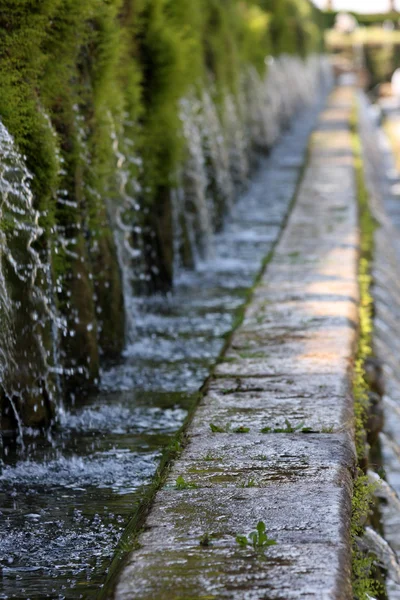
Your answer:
[114,87,359,599]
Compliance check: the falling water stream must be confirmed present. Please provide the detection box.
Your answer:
[0,58,331,599]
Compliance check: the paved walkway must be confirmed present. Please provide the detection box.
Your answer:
[114,87,359,600]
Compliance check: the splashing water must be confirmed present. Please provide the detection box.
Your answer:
[107,117,144,341]
[173,55,332,271]
[223,94,249,188]
[0,121,57,435]
[176,97,214,265]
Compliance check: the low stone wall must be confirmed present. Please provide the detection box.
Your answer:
[112,86,359,599]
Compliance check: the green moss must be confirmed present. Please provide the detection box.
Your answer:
[351,104,383,600]
[351,107,376,463]
[351,471,383,600]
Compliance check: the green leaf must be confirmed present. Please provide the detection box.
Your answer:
[175,475,197,489]
[249,532,258,548]
[284,419,295,432]
[261,426,272,433]
[257,521,266,535]
[236,522,277,550]
[264,538,277,547]
[236,535,248,547]
[175,475,186,489]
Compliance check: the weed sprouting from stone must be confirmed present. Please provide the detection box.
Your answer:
[321,426,334,433]
[175,475,198,490]
[240,479,256,488]
[236,521,276,550]
[256,454,268,461]
[203,451,218,461]
[199,533,212,547]
[233,425,250,433]
[261,419,311,433]
[210,423,227,433]
[210,422,250,433]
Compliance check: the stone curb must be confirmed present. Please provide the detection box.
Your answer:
[114,87,359,600]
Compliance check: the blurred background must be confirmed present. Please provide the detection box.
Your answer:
[312,0,400,101]
[314,0,399,11]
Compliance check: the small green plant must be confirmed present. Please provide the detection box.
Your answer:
[261,426,272,433]
[199,532,212,547]
[175,475,198,490]
[233,425,250,434]
[321,426,334,433]
[203,451,217,461]
[236,521,277,550]
[240,479,256,488]
[274,419,304,433]
[256,454,268,461]
[168,439,182,453]
[210,423,226,433]
[261,419,312,434]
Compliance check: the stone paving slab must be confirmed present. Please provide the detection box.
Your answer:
[166,434,354,487]
[118,543,350,600]
[114,87,358,600]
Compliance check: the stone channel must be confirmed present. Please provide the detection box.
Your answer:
[112,86,361,599]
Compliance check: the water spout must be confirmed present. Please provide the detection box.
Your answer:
[0,120,57,431]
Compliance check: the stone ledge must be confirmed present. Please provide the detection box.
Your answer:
[117,543,351,600]
[113,86,358,600]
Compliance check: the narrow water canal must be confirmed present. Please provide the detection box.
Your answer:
[0,100,324,599]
